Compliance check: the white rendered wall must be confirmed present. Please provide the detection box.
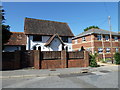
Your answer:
[26,35,73,51]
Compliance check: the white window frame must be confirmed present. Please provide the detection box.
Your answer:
[114,36,118,41]
[82,37,86,41]
[105,35,109,41]
[116,48,119,52]
[106,48,110,53]
[97,35,102,41]
[98,48,103,53]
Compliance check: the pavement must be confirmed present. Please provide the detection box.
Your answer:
[1,62,119,79]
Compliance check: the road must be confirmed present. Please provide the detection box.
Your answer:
[2,70,118,88]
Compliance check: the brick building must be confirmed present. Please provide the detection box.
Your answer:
[72,29,120,59]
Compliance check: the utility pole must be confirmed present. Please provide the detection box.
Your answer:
[108,16,113,64]
[101,34,106,62]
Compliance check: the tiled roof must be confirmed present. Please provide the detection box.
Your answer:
[73,29,120,39]
[24,17,74,37]
[4,32,27,45]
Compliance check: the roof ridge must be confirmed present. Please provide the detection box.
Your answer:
[25,17,67,24]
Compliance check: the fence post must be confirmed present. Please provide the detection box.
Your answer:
[14,51,21,69]
[84,50,89,67]
[61,50,67,68]
[33,50,40,69]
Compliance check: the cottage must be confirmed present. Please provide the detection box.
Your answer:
[4,32,27,52]
[3,17,74,52]
[72,29,120,59]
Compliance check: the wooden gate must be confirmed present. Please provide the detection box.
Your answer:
[20,50,34,68]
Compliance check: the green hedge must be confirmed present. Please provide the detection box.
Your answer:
[114,52,120,64]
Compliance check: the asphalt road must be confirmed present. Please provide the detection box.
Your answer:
[2,70,118,88]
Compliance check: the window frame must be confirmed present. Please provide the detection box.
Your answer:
[105,35,109,41]
[106,48,110,53]
[82,37,86,42]
[114,36,118,41]
[97,35,102,41]
[98,48,103,53]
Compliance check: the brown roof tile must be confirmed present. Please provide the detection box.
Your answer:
[24,17,74,37]
[5,32,27,46]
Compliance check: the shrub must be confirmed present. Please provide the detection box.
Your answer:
[89,54,99,67]
[114,52,120,64]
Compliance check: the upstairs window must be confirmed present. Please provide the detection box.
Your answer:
[61,36,68,43]
[82,37,86,41]
[75,39,78,44]
[33,35,42,42]
[106,48,110,53]
[114,36,118,41]
[98,48,103,53]
[116,48,119,52]
[105,35,109,41]
[97,35,102,41]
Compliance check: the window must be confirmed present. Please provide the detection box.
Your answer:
[114,36,118,41]
[97,35,102,40]
[105,35,109,41]
[98,48,103,53]
[116,48,119,52]
[61,37,68,43]
[75,39,78,44]
[33,35,42,41]
[82,37,86,41]
[106,48,110,53]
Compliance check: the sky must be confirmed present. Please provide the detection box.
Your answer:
[2,2,118,36]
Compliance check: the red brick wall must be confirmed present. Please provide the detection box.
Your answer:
[34,50,89,69]
[41,59,62,69]
[2,50,89,70]
[68,59,85,67]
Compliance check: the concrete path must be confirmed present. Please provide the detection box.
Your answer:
[1,62,119,79]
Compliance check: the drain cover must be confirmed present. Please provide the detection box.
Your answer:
[99,70,110,73]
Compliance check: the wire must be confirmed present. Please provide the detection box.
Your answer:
[104,2,110,16]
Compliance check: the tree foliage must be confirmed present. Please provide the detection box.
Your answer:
[1,6,12,50]
[114,52,120,64]
[84,26,100,31]
[89,54,99,67]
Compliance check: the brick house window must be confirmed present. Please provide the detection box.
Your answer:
[105,35,109,41]
[106,48,110,53]
[116,48,119,52]
[114,36,118,41]
[61,36,68,43]
[75,39,78,44]
[97,35,102,40]
[98,48,103,53]
[33,35,42,41]
[82,37,86,41]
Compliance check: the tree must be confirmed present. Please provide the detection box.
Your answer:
[1,6,12,50]
[114,52,120,64]
[84,26,100,31]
